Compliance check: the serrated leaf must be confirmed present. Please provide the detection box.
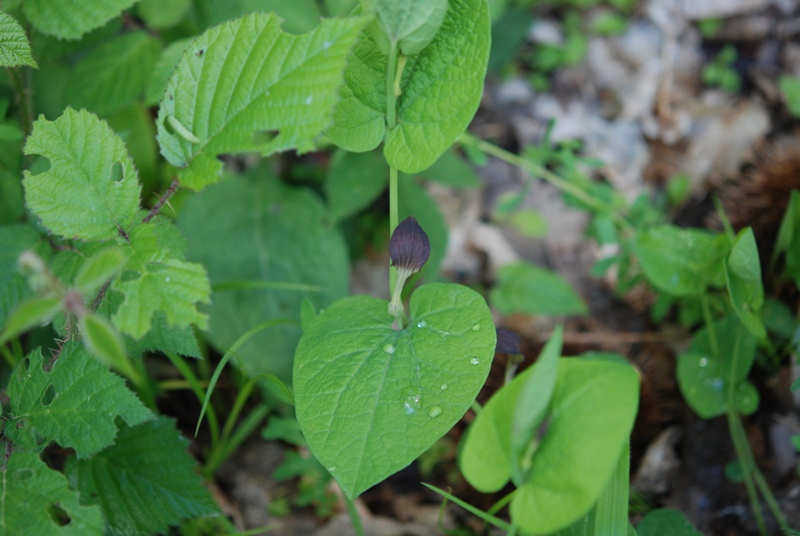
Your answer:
[0,295,62,346]
[23,108,141,241]
[178,172,348,382]
[145,38,193,105]
[74,246,128,296]
[23,0,137,40]
[66,31,161,115]
[0,451,104,536]
[6,343,152,458]
[635,226,730,296]
[0,11,38,68]
[328,0,490,173]
[79,313,135,379]
[0,224,41,327]
[375,0,448,54]
[490,262,587,316]
[71,417,218,536]
[156,12,369,190]
[294,283,495,499]
[326,148,388,222]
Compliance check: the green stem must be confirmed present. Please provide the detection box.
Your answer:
[386,42,399,130]
[389,165,399,299]
[344,495,365,536]
[486,489,517,517]
[727,412,767,535]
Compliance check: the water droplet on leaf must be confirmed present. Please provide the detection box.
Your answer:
[471,324,481,331]
[417,320,427,328]
[403,392,421,414]
[428,407,443,418]
[469,357,481,365]
[383,344,395,355]
[699,357,708,367]
[440,384,448,391]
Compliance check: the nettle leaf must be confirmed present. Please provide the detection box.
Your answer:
[461,358,639,534]
[23,108,141,241]
[23,0,137,40]
[375,0,448,54]
[6,343,152,458]
[0,11,38,68]
[635,225,730,297]
[156,12,369,191]
[294,283,495,499]
[66,31,161,116]
[70,417,218,536]
[491,262,588,316]
[0,451,104,536]
[178,173,349,382]
[328,0,490,173]
[0,224,41,327]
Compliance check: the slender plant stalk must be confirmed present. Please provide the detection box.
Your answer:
[385,43,398,130]
[9,68,32,138]
[344,495,366,536]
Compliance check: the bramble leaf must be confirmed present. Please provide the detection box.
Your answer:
[70,417,218,536]
[6,343,152,458]
[23,108,141,241]
[65,31,160,115]
[0,295,62,346]
[74,246,128,297]
[0,11,38,68]
[79,313,134,379]
[178,173,348,382]
[0,451,104,535]
[490,262,587,316]
[23,0,137,40]
[294,283,495,499]
[156,12,369,190]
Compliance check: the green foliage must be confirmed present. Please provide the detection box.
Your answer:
[23,0,136,40]
[491,262,588,316]
[0,11,38,68]
[295,283,495,498]
[373,0,448,55]
[702,45,741,93]
[779,76,800,118]
[636,509,703,536]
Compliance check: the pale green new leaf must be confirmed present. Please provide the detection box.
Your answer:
[74,246,128,296]
[0,295,62,346]
[375,0,448,54]
[294,283,495,499]
[156,12,369,190]
[6,343,152,458]
[23,108,141,241]
[23,0,137,40]
[79,313,136,380]
[0,11,38,68]
[0,451,104,536]
[71,417,218,536]
[66,31,161,115]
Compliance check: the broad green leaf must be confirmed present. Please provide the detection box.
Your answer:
[0,171,25,223]
[6,343,152,458]
[0,11,38,68]
[327,148,389,222]
[79,313,135,379]
[156,12,369,190]
[74,246,128,296]
[510,325,562,485]
[490,262,587,316]
[105,105,159,192]
[294,283,495,498]
[178,173,348,382]
[23,0,137,40]
[66,32,161,115]
[0,224,40,327]
[71,417,218,536]
[509,359,639,534]
[375,0,448,54]
[415,148,481,188]
[0,295,62,345]
[0,451,104,536]
[637,509,703,536]
[635,226,729,296]
[399,175,448,278]
[23,108,141,241]
[258,0,324,34]
[327,0,490,173]
[137,0,190,29]
[145,38,192,105]
[725,229,765,338]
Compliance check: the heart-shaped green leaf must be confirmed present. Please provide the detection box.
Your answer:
[294,282,495,498]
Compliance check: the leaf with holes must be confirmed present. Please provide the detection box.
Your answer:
[294,282,495,498]
[6,343,152,458]
[23,108,141,241]
[156,12,369,190]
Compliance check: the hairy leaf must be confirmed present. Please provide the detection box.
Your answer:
[24,0,137,40]
[6,343,152,458]
[294,283,495,498]
[0,295,62,346]
[0,451,104,535]
[74,246,128,297]
[79,313,134,379]
[71,417,217,536]
[491,262,587,316]
[156,12,369,190]
[23,108,141,241]
[66,31,160,115]
[0,11,38,68]
[178,172,348,382]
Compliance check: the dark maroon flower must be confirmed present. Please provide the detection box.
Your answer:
[389,216,430,274]
[495,328,522,355]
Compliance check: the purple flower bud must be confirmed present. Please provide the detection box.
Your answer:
[495,328,522,355]
[389,216,430,274]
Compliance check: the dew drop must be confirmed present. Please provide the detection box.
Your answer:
[469,357,481,365]
[471,323,481,331]
[165,277,170,283]
[439,331,450,340]
[428,406,443,418]
[323,40,332,50]
[440,384,448,391]
[699,357,708,367]
[383,344,395,355]
[305,95,313,105]
[403,392,421,414]
[417,320,427,328]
